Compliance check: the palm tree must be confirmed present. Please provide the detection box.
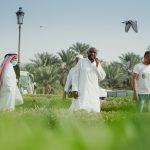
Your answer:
[100,62,127,89]
[58,49,76,87]
[119,52,142,88]
[23,52,62,94]
[34,66,60,94]
[119,52,142,73]
[58,49,75,69]
[69,42,90,57]
[30,52,61,67]
[22,63,35,74]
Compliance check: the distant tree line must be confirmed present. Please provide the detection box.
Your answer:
[21,42,142,94]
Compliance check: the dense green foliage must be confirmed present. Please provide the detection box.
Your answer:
[0,95,150,150]
[22,43,142,93]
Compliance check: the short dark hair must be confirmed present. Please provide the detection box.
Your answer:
[144,51,150,58]
[87,47,97,53]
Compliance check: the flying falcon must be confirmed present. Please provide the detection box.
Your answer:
[122,20,138,33]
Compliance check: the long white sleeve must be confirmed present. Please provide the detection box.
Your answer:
[64,68,74,92]
[72,61,80,92]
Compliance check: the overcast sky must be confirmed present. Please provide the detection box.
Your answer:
[0,0,150,63]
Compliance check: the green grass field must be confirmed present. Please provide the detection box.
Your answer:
[0,95,150,150]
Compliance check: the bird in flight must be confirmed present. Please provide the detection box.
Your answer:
[122,20,138,33]
[40,26,43,29]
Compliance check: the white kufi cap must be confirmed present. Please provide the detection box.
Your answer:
[76,54,83,59]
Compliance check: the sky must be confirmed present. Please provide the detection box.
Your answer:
[0,0,150,63]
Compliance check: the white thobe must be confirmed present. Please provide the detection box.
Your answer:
[0,63,16,111]
[64,67,75,92]
[72,58,106,112]
[64,66,80,111]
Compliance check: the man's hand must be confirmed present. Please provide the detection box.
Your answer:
[72,91,78,99]
[95,58,100,67]
[132,91,138,101]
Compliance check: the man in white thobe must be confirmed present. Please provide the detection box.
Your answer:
[72,47,106,112]
[63,54,83,111]
[0,53,23,111]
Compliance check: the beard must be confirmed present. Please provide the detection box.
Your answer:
[88,55,95,62]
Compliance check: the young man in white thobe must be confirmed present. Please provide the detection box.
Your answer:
[63,54,83,111]
[132,51,150,112]
[72,47,106,112]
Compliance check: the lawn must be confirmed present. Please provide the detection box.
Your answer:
[0,94,150,150]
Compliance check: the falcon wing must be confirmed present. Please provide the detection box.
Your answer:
[131,21,138,33]
[125,22,131,32]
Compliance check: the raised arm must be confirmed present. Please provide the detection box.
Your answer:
[95,58,106,80]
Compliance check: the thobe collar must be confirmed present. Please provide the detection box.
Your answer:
[86,58,96,64]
